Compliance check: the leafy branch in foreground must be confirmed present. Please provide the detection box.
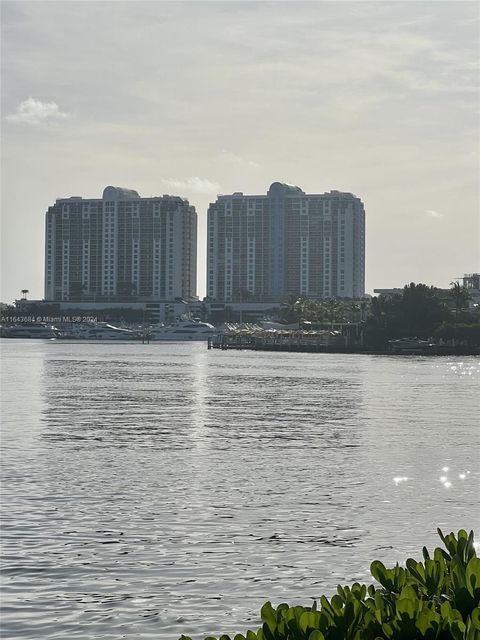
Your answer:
[180,529,480,640]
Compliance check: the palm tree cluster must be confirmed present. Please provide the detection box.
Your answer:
[280,295,368,325]
[367,282,478,347]
[279,282,478,347]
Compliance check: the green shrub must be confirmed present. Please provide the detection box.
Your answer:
[180,529,480,640]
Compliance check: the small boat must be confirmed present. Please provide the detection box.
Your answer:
[388,338,435,354]
[0,323,60,339]
[146,319,216,341]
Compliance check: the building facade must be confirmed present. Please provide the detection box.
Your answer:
[207,182,365,302]
[45,186,197,302]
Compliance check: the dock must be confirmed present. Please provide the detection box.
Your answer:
[208,331,363,353]
[207,331,480,355]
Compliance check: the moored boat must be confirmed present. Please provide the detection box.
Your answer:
[146,319,216,341]
[0,323,60,339]
[62,322,138,340]
[388,337,435,354]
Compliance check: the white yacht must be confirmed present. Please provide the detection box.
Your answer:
[0,323,59,339]
[69,323,138,340]
[147,319,216,341]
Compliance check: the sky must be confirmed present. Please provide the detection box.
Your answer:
[1,0,479,303]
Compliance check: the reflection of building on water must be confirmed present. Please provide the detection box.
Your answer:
[39,348,213,446]
[39,348,363,455]
[189,350,210,449]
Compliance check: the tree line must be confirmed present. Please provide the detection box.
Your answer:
[280,282,479,347]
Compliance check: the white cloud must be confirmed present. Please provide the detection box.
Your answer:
[161,176,221,194]
[220,150,260,169]
[6,97,70,124]
[425,209,444,218]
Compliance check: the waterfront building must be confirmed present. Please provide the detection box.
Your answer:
[462,273,480,306]
[45,186,197,302]
[207,182,365,302]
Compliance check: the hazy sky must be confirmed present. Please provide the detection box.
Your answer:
[1,0,479,303]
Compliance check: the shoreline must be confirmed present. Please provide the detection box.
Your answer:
[208,336,479,356]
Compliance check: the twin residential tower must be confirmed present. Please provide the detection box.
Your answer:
[45,186,197,302]
[45,183,365,303]
[207,182,365,302]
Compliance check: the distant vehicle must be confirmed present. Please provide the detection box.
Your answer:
[388,338,435,354]
[0,323,59,339]
[147,319,216,341]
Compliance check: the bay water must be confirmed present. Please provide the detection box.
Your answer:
[1,341,479,639]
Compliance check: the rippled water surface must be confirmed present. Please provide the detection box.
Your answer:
[1,341,479,639]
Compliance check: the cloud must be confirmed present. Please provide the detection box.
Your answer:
[6,97,70,124]
[161,177,221,194]
[425,209,444,218]
[220,150,260,169]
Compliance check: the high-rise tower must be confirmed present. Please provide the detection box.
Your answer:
[207,182,365,302]
[45,186,197,302]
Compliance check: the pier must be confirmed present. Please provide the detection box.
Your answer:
[207,331,480,355]
[209,330,363,353]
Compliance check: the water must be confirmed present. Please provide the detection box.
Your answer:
[1,341,479,640]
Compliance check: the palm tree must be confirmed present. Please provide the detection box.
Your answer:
[345,300,360,323]
[280,294,304,323]
[320,298,342,328]
[20,289,29,300]
[450,281,471,324]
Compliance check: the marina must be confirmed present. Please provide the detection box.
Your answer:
[0,319,216,342]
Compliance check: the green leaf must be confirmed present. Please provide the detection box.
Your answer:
[406,558,426,585]
[396,596,417,619]
[472,608,480,631]
[416,607,441,636]
[466,619,480,640]
[437,528,448,548]
[466,558,480,597]
[260,602,277,633]
[371,561,393,590]
[331,594,344,613]
[367,584,376,598]
[320,595,335,619]
[300,611,320,633]
[448,619,467,640]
